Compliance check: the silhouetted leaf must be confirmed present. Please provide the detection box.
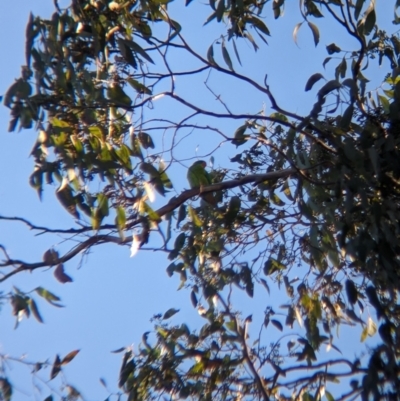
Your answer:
[305,73,324,91]
[163,308,180,320]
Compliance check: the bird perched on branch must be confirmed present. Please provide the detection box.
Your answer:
[187,160,217,205]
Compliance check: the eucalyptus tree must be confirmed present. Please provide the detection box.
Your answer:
[2,0,400,400]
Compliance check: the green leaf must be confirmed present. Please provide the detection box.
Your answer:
[204,11,217,26]
[340,104,354,131]
[117,38,137,69]
[29,298,44,323]
[323,57,332,68]
[127,78,152,95]
[282,180,294,201]
[225,196,241,225]
[368,146,380,178]
[335,57,347,79]
[363,6,376,36]
[143,202,161,221]
[325,391,335,401]
[248,16,270,36]
[207,44,217,65]
[188,205,202,227]
[115,206,126,231]
[232,39,242,66]
[273,0,284,18]
[270,193,285,206]
[216,0,225,22]
[107,84,132,107]
[354,0,365,20]
[25,12,35,67]
[124,39,154,64]
[159,160,173,189]
[140,162,159,178]
[221,41,234,71]
[263,258,286,275]
[378,95,390,114]
[97,193,109,217]
[306,1,323,18]
[35,287,62,304]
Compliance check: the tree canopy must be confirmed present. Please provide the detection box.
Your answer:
[2,0,400,400]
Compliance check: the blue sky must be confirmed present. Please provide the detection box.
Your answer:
[0,1,395,400]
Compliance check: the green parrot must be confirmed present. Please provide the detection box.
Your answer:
[187,160,217,205]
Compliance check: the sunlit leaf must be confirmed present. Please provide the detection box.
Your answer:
[35,287,62,305]
[188,205,202,227]
[308,22,320,46]
[61,350,80,365]
[293,22,303,45]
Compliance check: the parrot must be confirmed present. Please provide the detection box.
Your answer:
[56,177,80,219]
[187,160,217,205]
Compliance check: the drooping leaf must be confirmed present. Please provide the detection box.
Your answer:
[176,204,187,228]
[305,73,324,91]
[207,44,217,65]
[308,22,320,46]
[345,279,358,305]
[124,39,154,64]
[50,355,62,380]
[293,22,303,45]
[215,0,225,22]
[188,205,202,227]
[221,41,234,71]
[29,298,44,323]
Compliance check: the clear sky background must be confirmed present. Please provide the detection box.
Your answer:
[0,1,394,400]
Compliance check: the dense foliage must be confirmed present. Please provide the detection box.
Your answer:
[2,0,400,400]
